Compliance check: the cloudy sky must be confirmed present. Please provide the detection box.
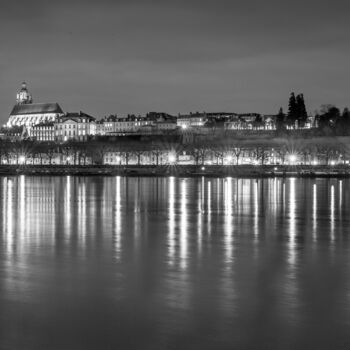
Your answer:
[0,0,349,123]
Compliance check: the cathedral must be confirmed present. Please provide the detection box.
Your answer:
[7,82,64,128]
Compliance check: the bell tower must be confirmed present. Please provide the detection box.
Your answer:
[16,82,33,105]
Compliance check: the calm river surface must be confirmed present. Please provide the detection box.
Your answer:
[1,176,350,349]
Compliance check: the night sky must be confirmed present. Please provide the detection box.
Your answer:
[0,0,349,123]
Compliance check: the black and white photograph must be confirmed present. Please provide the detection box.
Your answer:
[0,0,350,349]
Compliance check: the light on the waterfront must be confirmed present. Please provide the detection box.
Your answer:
[225,155,233,164]
[288,154,297,164]
[19,156,26,164]
[168,154,176,164]
[115,156,121,163]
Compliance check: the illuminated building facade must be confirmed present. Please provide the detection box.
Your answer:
[7,82,64,129]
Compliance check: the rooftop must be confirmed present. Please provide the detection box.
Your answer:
[10,103,64,116]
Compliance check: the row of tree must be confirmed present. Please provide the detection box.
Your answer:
[0,138,349,166]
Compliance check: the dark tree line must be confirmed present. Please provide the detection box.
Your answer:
[276,92,308,130]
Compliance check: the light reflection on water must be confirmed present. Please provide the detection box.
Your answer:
[1,176,350,349]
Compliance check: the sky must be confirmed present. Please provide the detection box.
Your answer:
[0,0,349,123]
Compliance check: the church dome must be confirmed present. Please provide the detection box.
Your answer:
[16,81,33,104]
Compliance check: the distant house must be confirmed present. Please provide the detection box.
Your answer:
[31,122,55,142]
[54,112,96,141]
[177,113,207,128]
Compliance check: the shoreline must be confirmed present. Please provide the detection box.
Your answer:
[1,165,350,178]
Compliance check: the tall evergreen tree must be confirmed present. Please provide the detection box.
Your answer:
[342,107,350,120]
[336,107,350,134]
[287,92,298,127]
[296,93,308,126]
[276,107,285,131]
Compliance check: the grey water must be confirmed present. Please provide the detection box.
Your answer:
[1,176,350,349]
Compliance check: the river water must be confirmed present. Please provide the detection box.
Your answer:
[1,176,350,349]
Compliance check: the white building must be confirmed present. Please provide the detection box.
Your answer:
[54,112,96,141]
[7,82,64,129]
[103,115,152,135]
[177,113,207,128]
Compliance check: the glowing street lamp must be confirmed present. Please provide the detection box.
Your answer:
[168,154,176,164]
[181,125,187,130]
[288,154,297,164]
[115,156,121,164]
[19,155,26,165]
[225,155,233,165]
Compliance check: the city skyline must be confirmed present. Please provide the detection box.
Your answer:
[1,0,349,124]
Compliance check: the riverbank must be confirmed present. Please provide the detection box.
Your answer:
[1,164,350,177]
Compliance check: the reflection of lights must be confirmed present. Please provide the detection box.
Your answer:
[65,176,71,235]
[168,176,175,261]
[207,181,211,214]
[6,179,13,252]
[313,183,317,241]
[224,177,233,262]
[288,154,297,164]
[19,175,25,236]
[19,155,26,164]
[254,181,259,237]
[330,185,335,241]
[180,180,188,268]
[115,176,121,258]
[168,154,176,164]
[288,178,296,265]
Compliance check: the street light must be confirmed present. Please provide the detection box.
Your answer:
[19,155,26,164]
[168,154,176,164]
[288,154,297,164]
[225,155,233,164]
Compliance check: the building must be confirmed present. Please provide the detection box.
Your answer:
[224,113,276,130]
[103,115,152,135]
[177,113,207,129]
[7,82,64,130]
[54,112,96,141]
[31,122,55,142]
